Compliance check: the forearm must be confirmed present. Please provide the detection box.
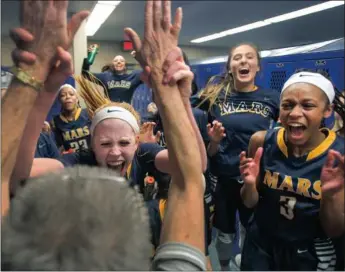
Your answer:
[151,73,204,252]
[1,79,39,184]
[320,190,344,237]
[240,183,259,208]
[207,141,220,157]
[183,99,207,172]
[10,91,58,193]
[152,82,202,181]
[162,179,205,253]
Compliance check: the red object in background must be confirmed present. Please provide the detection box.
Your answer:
[62,149,74,155]
[122,40,133,52]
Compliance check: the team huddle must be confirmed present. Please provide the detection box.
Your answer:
[1,0,344,271]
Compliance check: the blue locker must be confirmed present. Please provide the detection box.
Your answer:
[262,61,298,92]
[298,58,344,90]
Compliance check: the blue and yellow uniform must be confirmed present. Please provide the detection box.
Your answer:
[192,84,280,233]
[82,60,142,103]
[241,128,344,271]
[60,142,165,249]
[34,132,60,159]
[51,108,91,152]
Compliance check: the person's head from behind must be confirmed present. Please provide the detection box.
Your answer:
[58,84,79,112]
[91,102,141,176]
[226,43,261,90]
[279,71,334,147]
[1,166,151,271]
[112,55,126,74]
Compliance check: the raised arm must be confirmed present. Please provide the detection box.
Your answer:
[125,1,205,269]
[240,130,266,208]
[6,1,88,197]
[319,150,344,237]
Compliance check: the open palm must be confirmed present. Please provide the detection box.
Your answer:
[321,150,344,197]
[239,147,263,185]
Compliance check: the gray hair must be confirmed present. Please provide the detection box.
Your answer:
[1,166,151,270]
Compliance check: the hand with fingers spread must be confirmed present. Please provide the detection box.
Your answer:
[10,29,74,93]
[207,121,226,144]
[124,1,182,82]
[139,122,162,143]
[321,150,344,198]
[12,0,89,81]
[239,147,263,186]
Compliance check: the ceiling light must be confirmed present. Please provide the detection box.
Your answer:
[86,1,121,36]
[191,1,344,43]
[265,1,344,23]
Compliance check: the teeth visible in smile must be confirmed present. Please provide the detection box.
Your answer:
[108,161,123,166]
[289,123,304,127]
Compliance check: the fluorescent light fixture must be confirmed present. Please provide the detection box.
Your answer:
[265,1,344,23]
[201,57,228,64]
[86,1,121,36]
[191,1,344,43]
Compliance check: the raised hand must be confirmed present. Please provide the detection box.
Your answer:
[239,147,263,186]
[162,47,194,99]
[10,29,73,93]
[207,121,226,144]
[124,1,182,79]
[13,0,88,80]
[321,150,344,197]
[139,122,162,143]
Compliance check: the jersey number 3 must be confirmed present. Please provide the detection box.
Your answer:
[280,196,296,220]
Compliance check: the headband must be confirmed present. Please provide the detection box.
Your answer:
[281,72,335,103]
[90,106,140,135]
[59,84,77,93]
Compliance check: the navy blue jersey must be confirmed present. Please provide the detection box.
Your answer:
[153,107,209,148]
[255,128,344,242]
[193,86,280,178]
[83,69,142,103]
[60,143,164,194]
[51,108,91,152]
[34,132,60,159]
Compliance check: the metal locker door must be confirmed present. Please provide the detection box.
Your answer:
[263,62,298,92]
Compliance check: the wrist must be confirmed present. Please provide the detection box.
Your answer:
[210,139,221,145]
[16,62,49,84]
[243,182,257,191]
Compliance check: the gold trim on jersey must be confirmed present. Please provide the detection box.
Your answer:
[276,127,336,161]
[59,108,82,123]
[159,199,168,220]
[277,128,288,157]
[126,163,132,180]
[307,129,336,161]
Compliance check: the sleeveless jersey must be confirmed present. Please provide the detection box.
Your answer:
[51,108,91,152]
[255,128,344,242]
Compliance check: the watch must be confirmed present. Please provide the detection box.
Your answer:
[10,66,43,91]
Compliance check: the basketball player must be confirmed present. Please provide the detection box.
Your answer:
[193,42,280,270]
[82,51,142,103]
[240,71,345,270]
[51,84,91,152]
